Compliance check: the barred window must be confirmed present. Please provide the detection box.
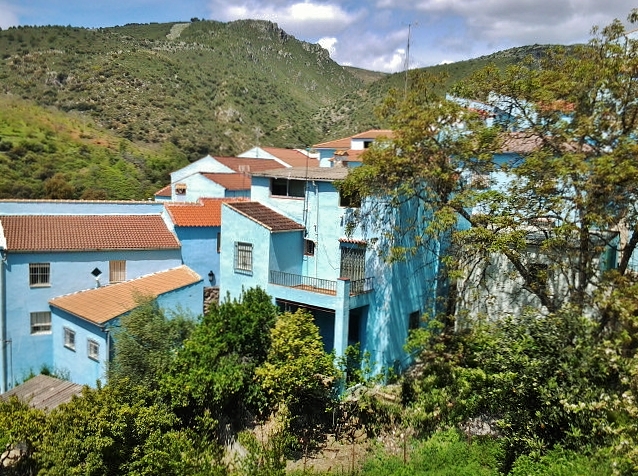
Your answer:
[109,260,126,283]
[29,263,50,287]
[234,242,253,274]
[30,311,52,334]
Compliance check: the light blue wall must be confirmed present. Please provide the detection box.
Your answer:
[0,200,164,216]
[170,155,233,183]
[173,226,220,288]
[5,249,182,385]
[51,310,107,387]
[173,174,228,202]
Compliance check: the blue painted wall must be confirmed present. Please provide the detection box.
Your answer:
[172,225,221,288]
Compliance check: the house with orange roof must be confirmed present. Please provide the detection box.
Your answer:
[164,154,285,202]
[0,200,203,391]
[313,129,393,167]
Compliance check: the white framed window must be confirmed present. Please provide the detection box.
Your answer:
[64,327,76,351]
[29,263,50,287]
[109,260,126,283]
[87,339,99,361]
[175,183,187,195]
[30,311,52,334]
[234,242,253,274]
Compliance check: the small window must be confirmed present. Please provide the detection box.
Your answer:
[217,232,221,254]
[304,239,315,256]
[29,263,50,287]
[339,190,361,208]
[30,311,51,334]
[64,328,76,351]
[109,260,126,283]
[175,183,187,195]
[270,178,305,198]
[234,242,253,274]
[409,311,421,330]
[87,339,99,361]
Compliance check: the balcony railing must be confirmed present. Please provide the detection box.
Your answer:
[269,271,374,296]
[269,270,336,295]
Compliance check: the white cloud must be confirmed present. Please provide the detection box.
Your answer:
[317,36,337,56]
[209,1,362,38]
[0,2,20,29]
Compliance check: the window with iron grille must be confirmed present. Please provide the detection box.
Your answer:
[304,239,315,256]
[87,339,100,361]
[340,245,365,281]
[30,311,51,334]
[234,242,253,274]
[29,263,50,287]
[64,327,76,351]
[109,260,126,283]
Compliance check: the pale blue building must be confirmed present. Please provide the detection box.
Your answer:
[220,166,442,374]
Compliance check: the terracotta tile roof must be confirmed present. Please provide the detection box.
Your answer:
[312,136,352,149]
[154,184,172,197]
[252,166,349,182]
[1,215,180,252]
[214,156,285,173]
[351,129,394,139]
[224,201,304,233]
[332,149,364,162]
[2,374,83,411]
[165,197,247,227]
[50,265,201,324]
[261,147,318,167]
[201,173,252,191]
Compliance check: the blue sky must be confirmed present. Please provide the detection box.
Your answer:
[1,1,636,72]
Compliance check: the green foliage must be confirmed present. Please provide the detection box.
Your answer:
[36,384,226,475]
[403,308,638,471]
[509,446,615,476]
[361,428,502,475]
[162,287,278,428]
[256,309,338,408]
[0,397,47,473]
[108,298,195,391]
[235,430,290,476]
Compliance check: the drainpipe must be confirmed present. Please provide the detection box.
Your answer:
[0,248,7,393]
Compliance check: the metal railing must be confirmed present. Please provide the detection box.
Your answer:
[269,270,337,295]
[350,277,374,296]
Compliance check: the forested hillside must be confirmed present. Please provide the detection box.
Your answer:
[0,19,560,199]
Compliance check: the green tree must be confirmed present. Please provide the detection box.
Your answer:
[161,287,278,431]
[342,10,638,324]
[108,298,195,392]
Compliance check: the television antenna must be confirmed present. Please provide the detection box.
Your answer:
[404,22,418,98]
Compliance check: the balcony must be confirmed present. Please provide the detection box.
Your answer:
[269,270,373,296]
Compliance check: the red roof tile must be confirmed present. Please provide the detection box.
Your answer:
[154,184,172,197]
[351,129,393,139]
[224,201,304,233]
[49,266,201,324]
[201,173,252,191]
[165,197,247,227]
[214,156,285,173]
[313,130,394,149]
[1,215,180,252]
[312,136,352,149]
[261,147,317,168]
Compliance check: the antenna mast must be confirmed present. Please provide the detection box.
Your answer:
[404,23,412,98]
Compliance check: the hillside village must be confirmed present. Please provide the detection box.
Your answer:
[2,10,638,475]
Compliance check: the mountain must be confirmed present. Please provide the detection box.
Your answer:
[0,20,561,199]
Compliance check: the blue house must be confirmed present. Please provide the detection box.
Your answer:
[0,200,194,391]
[220,166,441,374]
[49,266,201,386]
[313,129,393,168]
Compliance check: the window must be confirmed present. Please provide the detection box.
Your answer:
[217,232,221,254]
[109,260,126,283]
[409,311,421,330]
[30,311,51,334]
[64,327,76,351]
[87,339,99,361]
[270,178,305,198]
[340,245,365,281]
[175,183,187,195]
[304,239,315,256]
[234,242,253,274]
[29,263,50,287]
[339,190,361,208]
